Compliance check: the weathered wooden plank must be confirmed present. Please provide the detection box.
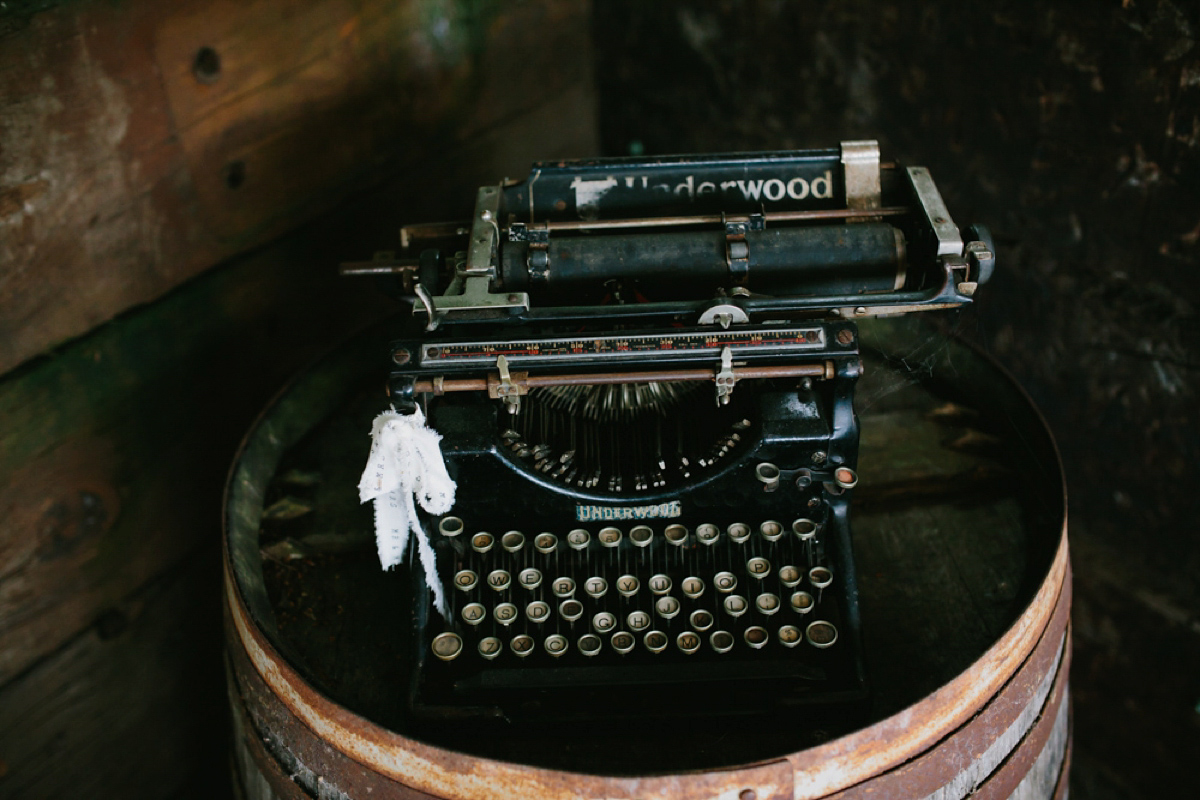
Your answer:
[0,0,592,375]
[0,558,226,799]
[0,84,597,687]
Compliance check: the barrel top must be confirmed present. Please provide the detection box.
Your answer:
[224,314,1067,797]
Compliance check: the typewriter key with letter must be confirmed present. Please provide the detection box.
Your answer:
[461,603,486,625]
[724,594,748,618]
[534,532,558,553]
[578,633,602,656]
[471,532,494,553]
[478,636,502,659]
[616,574,640,596]
[454,570,478,592]
[611,631,635,654]
[689,609,715,631]
[755,593,781,615]
[643,630,668,653]
[681,576,705,598]
[510,634,535,657]
[593,611,617,633]
[627,610,651,632]
[791,590,816,614]
[494,603,518,625]
[747,557,771,579]
[545,634,569,657]
[552,576,576,597]
[559,599,584,622]
[779,565,802,587]
[584,576,608,598]
[655,595,681,619]
[677,631,702,654]
[487,569,511,592]
[714,571,738,593]
[518,568,542,590]
[778,625,802,647]
[567,529,590,550]
[526,601,551,624]
[648,573,672,595]
[695,523,720,545]
[727,522,751,543]
[598,527,622,547]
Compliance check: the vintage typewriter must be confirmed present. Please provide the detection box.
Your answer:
[348,141,994,724]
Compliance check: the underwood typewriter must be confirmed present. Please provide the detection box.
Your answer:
[351,141,994,723]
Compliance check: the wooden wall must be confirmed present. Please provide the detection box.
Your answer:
[0,0,596,796]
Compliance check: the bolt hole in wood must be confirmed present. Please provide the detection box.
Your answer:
[225,160,246,190]
[192,46,221,83]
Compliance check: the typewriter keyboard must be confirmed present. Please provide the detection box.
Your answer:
[427,515,844,666]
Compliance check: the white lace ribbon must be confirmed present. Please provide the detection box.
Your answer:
[357,407,456,617]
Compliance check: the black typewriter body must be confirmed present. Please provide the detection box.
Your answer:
[350,141,994,727]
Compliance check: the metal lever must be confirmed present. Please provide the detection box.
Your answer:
[715,346,736,406]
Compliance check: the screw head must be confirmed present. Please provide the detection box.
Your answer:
[392,348,411,365]
[836,329,854,345]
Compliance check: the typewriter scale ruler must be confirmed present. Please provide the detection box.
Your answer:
[227,316,1068,795]
[419,326,826,366]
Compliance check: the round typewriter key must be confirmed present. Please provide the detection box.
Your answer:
[714,571,738,593]
[834,467,859,489]
[592,611,617,633]
[534,532,558,553]
[710,630,735,654]
[806,620,839,649]
[584,576,608,598]
[664,524,688,546]
[461,602,487,625]
[501,530,525,552]
[727,522,751,543]
[643,630,669,653]
[792,518,818,541]
[567,528,591,550]
[627,610,652,632]
[552,576,576,597]
[486,569,512,592]
[494,602,518,625]
[598,526,622,548]
[681,576,705,599]
[779,565,802,588]
[518,568,542,590]
[453,569,478,592]
[511,634,535,657]
[545,633,569,657]
[471,532,495,553]
[695,523,720,545]
[578,633,603,657]
[526,600,551,624]
[790,590,815,614]
[746,557,771,579]
[689,609,715,631]
[723,594,748,618]
[478,636,503,660]
[629,525,654,547]
[559,599,584,622]
[744,626,769,650]
[809,566,834,589]
[755,593,781,616]
[611,631,636,654]
[778,625,802,648]
[648,573,672,595]
[655,595,681,620]
[677,631,702,655]
[431,632,463,661]
[438,516,464,537]
[759,520,783,542]
[616,574,640,597]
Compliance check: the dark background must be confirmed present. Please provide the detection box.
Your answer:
[592,2,1199,796]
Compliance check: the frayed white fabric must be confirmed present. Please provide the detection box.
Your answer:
[358,407,457,617]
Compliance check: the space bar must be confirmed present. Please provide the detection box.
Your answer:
[462,659,825,691]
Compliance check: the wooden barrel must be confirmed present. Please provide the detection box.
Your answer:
[223,315,1070,800]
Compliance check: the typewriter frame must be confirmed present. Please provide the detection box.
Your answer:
[358,141,993,726]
